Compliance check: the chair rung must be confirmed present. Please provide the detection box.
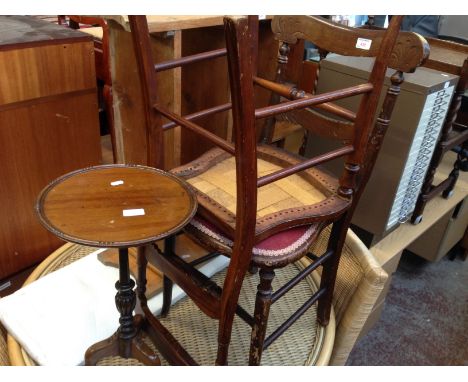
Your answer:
[186,256,254,326]
[149,245,222,318]
[271,249,333,303]
[235,305,255,327]
[255,83,373,119]
[306,252,319,261]
[154,48,227,72]
[253,76,356,121]
[155,247,254,326]
[264,287,327,350]
[189,252,224,267]
[162,103,232,131]
[142,305,198,365]
[207,280,253,326]
[426,177,453,199]
[154,105,235,155]
[257,145,354,187]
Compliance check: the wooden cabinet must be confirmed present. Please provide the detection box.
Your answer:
[105,16,277,169]
[0,16,102,280]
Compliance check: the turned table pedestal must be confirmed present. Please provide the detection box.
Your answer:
[35,164,197,365]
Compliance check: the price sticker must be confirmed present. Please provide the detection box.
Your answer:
[356,38,372,50]
[123,208,145,217]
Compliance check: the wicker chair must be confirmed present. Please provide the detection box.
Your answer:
[0,323,8,366]
[309,227,388,365]
[0,226,387,366]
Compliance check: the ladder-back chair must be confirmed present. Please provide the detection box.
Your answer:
[129,15,429,365]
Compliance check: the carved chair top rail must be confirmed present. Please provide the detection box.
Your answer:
[426,36,468,57]
[271,15,430,73]
[423,37,468,81]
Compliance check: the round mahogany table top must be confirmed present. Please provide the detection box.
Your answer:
[36,164,197,248]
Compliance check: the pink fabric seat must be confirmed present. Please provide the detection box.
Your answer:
[186,216,322,268]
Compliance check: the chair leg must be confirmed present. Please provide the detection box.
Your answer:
[317,216,348,326]
[160,236,175,318]
[102,84,117,163]
[215,256,254,366]
[160,276,173,318]
[248,264,259,274]
[216,289,244,366]
[137,246,148,306]
[442,159,461,199]
[249,268,275,366]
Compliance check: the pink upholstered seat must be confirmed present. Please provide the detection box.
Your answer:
[185,216,322,268]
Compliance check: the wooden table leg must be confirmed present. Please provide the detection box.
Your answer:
[85,247,160,366]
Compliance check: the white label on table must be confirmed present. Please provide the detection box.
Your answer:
[111,180,124,186]
[356,38,372,50]
[123,208,145,217]
[444,81,450,88]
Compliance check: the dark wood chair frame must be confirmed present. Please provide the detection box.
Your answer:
[128,15,429,365]
[411,38,468,224]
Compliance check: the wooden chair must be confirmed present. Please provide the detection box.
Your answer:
[129,15,429,365]
[411,37,468,224]
[68,16,116,162]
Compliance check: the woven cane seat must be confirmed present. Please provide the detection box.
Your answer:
[6,242,334,366]
[172,145,351,267]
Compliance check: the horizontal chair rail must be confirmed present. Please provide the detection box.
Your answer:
[426,177,453,200]
[153,245,255,326]
[189,271,255,327]
[162,103,232,131]
[257,145,354,187]
[154,48,227,72]
[264,287,327,350]
[189,251,224,267]
[234,303,255,327]
[253,76,356,121]
[442,129,468,151]
[452,144,468,157]
[142,304,198,365]
[271,249,334,303]
[255,83,373,120]
[149,244,222,318]
[154,104,235,155]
